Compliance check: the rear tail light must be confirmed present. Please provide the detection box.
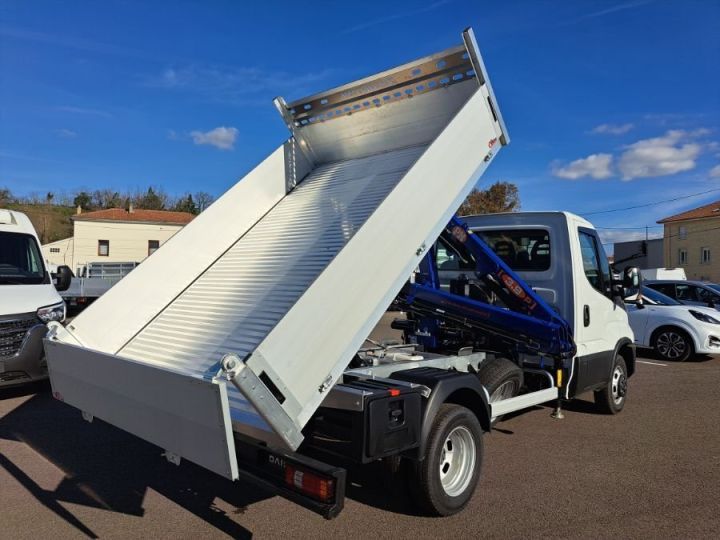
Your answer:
[284,465,335,503]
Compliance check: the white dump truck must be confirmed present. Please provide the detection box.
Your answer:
[44,28,637,518]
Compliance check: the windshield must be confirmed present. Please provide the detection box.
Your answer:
[627,285,682,306]
[0,231,47,285]
[708,284,720,294]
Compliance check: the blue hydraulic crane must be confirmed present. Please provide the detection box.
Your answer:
[399,216,576,363]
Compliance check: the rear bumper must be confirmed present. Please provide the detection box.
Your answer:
[0,324,48,387]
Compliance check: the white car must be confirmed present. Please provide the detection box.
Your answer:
[625,286,720,361]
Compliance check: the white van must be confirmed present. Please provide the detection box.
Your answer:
[0,209,71,387]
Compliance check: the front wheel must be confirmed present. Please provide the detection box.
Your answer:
[594,355,628,414]
[410,404,483,516]
[653,328,693,362]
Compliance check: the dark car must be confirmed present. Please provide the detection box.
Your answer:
[643,280,720,310]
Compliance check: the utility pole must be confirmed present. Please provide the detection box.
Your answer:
[645,225,648,241]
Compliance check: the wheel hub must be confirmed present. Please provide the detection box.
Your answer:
[439,426,476,497]
[611,366,626,405]
[657,332,686,359]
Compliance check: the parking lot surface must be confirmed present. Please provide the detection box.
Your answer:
[2,341,719,539]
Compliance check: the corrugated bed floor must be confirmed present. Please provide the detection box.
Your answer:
[119,145,426,425]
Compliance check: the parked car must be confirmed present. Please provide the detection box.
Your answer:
[625,286,720,361]
[644,280,720,309]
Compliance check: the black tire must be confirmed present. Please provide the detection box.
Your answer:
[594,355,628,414]
[477,357,523,423]
[410,404,483,516]
[652,327,694,362]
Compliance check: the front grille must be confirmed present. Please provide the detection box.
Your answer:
[0,315,41,358]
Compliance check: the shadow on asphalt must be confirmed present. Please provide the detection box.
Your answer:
[344,460,426,517]
[0,387,266,539]
[0,385,441,534]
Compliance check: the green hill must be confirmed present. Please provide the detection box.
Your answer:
[7,204,74,244]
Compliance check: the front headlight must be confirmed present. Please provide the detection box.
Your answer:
[37,302,66,323]
[689,310,720,324]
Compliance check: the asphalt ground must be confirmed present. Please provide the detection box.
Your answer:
[1,317,719,539]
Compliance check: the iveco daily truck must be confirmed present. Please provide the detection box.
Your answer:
[44,28,638,518]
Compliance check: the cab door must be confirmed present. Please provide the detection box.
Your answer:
[573,227,625,392]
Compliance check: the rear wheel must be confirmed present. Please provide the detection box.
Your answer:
[410,404,483,516]
[653,328,693,362]
[477,357,523,423]
[594,354,628,414]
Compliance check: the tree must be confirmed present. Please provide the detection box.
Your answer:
[134,187,167,210]
[173,194,198,214]
[194,191,214,213]
[0,187,14,205]
[457,181,520,216]
[92,189,123,209]
[73,191,93,210]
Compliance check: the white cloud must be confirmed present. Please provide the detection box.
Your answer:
[55,128,77,138]
[553,153,614,180]
[710,165,720,178]
[146,65,331,106]
[617,129,705,180]
[341,0,451,34]
[56,105,112,118]
[190,126,238,150]
[590,123,634,135]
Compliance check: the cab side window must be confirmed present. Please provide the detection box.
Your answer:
[578,231,607,295]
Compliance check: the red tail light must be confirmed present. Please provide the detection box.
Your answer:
[284,465,335,503]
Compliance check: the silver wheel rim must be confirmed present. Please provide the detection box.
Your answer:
[489,380,517,403]
[439,426,476,497]
[657,331,687,359]
[610,366,626,405]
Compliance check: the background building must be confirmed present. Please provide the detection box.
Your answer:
[613,238,664,270]
[42,206,194,275]
[658,199,720,282]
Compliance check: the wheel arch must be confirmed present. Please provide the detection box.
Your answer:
[389,369,490,461]
[615,338,636,377]
[421,384,490,460]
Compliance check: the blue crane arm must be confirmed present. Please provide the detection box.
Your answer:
[403,216,576,360]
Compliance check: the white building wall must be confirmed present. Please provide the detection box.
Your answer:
[72,220,184,274]
[41,237,74,268]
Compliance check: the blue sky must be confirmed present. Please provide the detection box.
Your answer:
[1,0,719,250]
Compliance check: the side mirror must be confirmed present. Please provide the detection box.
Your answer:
[54,265,72,292]
[623,266,641,289]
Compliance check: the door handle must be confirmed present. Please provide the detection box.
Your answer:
[583,305,590,327]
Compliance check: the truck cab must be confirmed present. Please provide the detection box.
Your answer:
[455,211,636,401]
[0,209,69,387]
